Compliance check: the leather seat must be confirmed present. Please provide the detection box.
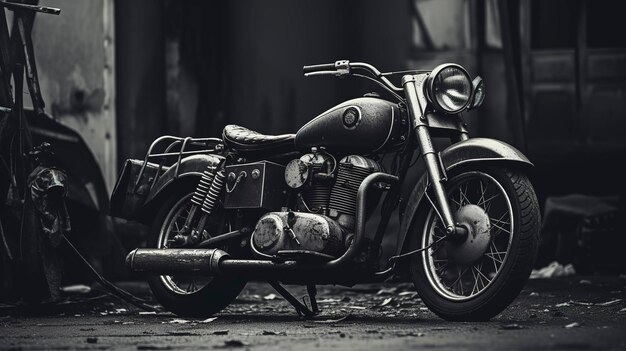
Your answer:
[222,124,295,152]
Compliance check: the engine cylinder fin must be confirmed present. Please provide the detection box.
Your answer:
[302,163,330,212]
[329,164,375,217]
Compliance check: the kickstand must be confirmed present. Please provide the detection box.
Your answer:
[268,281,319,318]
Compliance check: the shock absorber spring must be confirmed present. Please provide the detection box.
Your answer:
[201,169,226,214]
[191,167,215,207]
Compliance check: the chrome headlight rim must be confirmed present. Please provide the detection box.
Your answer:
[425,63,473,114]
[468,76,485,111]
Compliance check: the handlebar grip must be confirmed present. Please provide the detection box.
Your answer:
[303,63,336,74]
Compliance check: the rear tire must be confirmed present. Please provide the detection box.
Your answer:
[408,166,540,321]
[147,192,246,317]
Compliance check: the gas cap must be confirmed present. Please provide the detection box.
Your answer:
[342,107,361,129]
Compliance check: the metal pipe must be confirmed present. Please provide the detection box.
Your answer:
[326,172,398,267]
[125,248,228,275]
[403,76,456,233]
[196,229,245,248]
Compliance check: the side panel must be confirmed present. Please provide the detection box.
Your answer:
[395,138,533,255]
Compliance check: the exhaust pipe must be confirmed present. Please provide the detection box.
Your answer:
[125,248,229,275]
[126,248,309,276]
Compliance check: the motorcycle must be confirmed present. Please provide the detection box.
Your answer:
[112,60,540,321]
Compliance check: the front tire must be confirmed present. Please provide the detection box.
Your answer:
[147,192,246,317]
[409,166,540,321]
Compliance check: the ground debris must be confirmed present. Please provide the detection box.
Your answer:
[500,323,525,330]
[263,293,277,300]
[313,314,351,323]
[137,345,172,350]
[530,261,576,279]
[396,331,425,337]
[213,330,229,335]
[596,299,622,306]
[318,298,341,303]
[162,318,190,324]
[200,317,218,323]
[262,330,286,336]
[565,322,581,328]
[217,340,245,348]
[86,337,97,343]
[376,287,398,295]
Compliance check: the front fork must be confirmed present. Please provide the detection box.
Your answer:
[402,75,464,236]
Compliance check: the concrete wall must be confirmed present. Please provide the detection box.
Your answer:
[31,0,116,191]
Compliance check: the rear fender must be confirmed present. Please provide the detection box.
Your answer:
[395,138,532,256]
[110,154,222,223]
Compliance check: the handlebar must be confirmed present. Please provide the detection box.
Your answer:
[302,60,403,92]
[302,63,337,74]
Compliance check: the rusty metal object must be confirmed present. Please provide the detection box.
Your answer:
[251,211,345,257]
[125,248,229,275]
[28,143,71,247]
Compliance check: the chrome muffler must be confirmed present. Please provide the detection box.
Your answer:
[125,248,229,275]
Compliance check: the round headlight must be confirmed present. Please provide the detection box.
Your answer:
[426,64,472,114]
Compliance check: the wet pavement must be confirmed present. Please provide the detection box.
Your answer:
[1,275,625,350]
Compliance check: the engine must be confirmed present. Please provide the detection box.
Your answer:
[251,151,382,259]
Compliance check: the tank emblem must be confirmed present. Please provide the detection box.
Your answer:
[342,106,361,130]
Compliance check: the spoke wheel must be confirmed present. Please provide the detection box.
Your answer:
[157,194,220,295]
[147,191,246,317]
[422,171,513,301]
[408,167,540,321]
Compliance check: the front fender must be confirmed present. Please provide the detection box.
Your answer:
[396,138,532,256]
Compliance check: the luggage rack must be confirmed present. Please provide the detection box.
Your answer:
[134,136,224,193]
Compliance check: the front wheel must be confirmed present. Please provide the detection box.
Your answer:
[409,167,540,321]
[147,192,246,317]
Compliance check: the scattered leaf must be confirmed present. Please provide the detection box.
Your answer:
[565,322,581,328]
[380,298,394,307]
[200,317,218,323]
[376,288,397,295]
[263,294,277,300]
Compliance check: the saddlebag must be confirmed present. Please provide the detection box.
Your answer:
[109,159,165,220]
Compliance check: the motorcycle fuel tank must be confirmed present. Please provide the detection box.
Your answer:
[294,97,405,153]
